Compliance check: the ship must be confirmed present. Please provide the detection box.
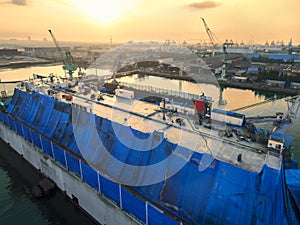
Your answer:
[1,39,300,224]
[0,70,299,225]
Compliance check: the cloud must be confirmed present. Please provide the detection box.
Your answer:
[11,0,26,5]
[0,0,27,5]
[185,1,222,10]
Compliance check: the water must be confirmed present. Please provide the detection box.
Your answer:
[117,74,290,110]
[0,140,98,225]
[0,64,65,82]
[0,65,299,224]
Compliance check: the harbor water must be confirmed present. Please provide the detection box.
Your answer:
[0,139,99,225]
[0,65,299,225]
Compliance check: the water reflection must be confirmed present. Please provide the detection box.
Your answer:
[0,65,65,82]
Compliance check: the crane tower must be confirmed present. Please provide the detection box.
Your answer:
[48,30,77,80]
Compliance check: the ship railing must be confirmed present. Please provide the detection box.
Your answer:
[119,81,202,101]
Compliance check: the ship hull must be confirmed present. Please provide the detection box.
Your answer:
[1,88,299,225]
[0,122,142,225]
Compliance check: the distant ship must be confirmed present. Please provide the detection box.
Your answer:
[0,73,300,225]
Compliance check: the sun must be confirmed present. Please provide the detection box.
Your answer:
[68,0,136,24]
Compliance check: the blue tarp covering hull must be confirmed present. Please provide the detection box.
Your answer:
[286,170,300,210]
[3,89,300,225]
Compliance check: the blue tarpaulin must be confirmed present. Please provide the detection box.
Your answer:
[99,174,120,205]
[121,187,146,223]
[81,161,99,190]
[268,54,299,61]
[22,125,32,143]
[247,67,259,72]
[41,136,53,158]
[2,89,300,225]
[286,170,300,210]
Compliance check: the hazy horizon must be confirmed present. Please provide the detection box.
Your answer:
[0,0,300,45]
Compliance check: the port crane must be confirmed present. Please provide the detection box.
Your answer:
[48,30,77,80]
[201,17,229,105]
[200,17,230,57]
[200,17,230,79]
[200,17,218,49]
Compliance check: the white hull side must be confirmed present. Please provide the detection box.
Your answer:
[0,123,141,225]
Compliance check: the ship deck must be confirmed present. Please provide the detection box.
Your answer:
[20,79,282,172]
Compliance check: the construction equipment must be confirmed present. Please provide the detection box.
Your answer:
[200,18,229,56]
[239,95,300,134]
[200,17,218,49]
[201,18,230,80]
[200,18,229,106]
[273,95,300,133]
[48,30,77,80]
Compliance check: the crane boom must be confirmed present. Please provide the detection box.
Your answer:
[242,95,300,134]
[201,17,217,48]
[48,30,65,60]
[200,17,228,56]
[48,30,77,80]
[200,17,230,80]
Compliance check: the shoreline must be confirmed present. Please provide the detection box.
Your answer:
[0,61,55,69]
[1,65,299,96]
[115,70,300,95]
[218,80,300,95]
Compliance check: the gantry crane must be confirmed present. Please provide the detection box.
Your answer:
[48,30,77,80]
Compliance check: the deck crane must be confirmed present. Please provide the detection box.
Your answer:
[273,95,300,134]
[235,95,300,134]
[48,30,77,80]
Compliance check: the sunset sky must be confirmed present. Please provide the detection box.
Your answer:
[0,0,299,44]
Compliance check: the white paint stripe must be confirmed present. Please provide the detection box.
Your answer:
[64,150,68,169]
[146,202,149,225]
[119,184,123,209]
[97,171,101,193]
[79,160,83,179]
